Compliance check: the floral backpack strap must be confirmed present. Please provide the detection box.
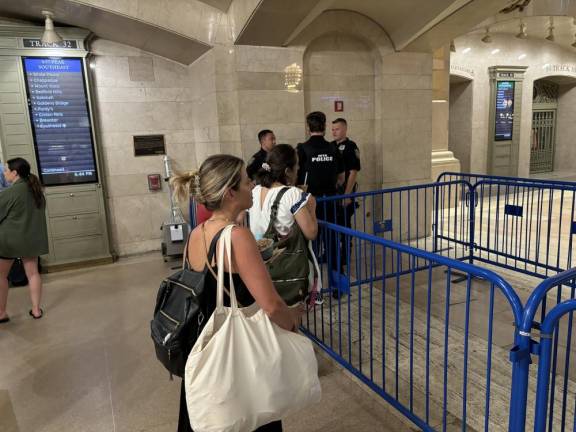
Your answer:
[264,187,290,239]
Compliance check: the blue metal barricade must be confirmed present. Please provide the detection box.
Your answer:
[303,221,523,431]
[471,180,576,280]
[506,267,576,432]
[315,180,474,264]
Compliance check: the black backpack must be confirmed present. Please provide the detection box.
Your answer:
[151,226,224,379]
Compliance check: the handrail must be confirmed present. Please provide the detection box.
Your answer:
[438,171,576,188]
[319,220,524,325]
[473,179,576,192]
[519,267,576,333]
[316,179,472,202]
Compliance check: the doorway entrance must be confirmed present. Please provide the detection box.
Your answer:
[530,80,558,173]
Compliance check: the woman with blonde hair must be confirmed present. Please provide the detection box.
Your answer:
[171,154,301,432]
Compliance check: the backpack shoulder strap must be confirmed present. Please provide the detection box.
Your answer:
[206,225,228,265]
[266,187,290,235]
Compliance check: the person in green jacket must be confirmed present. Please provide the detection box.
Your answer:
[0,158,48,323]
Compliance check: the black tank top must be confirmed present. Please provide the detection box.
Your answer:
[199,226,255,315]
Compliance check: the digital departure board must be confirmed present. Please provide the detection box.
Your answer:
[494,81,515,141]
[22,57,98,186]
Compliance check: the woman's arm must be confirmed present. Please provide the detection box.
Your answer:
[294,196,318,240]
[230,227,300,330]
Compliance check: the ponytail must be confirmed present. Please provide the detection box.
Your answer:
[26,174,46,209]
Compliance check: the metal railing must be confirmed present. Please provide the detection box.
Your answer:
[302,221,523,431]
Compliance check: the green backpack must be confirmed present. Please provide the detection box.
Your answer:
[264,187,310,306]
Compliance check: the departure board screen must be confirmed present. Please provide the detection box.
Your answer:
[22,57,98,186]
[494,80,515,141]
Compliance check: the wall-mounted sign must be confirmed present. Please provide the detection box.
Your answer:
[495,81,515,141]
[543,64,576,74]
[147,174,162,191]
[134,135,166,156]
[334,100,344,112]
[498,72,515,78]
[22,57,98,186]
[23,39,78,49]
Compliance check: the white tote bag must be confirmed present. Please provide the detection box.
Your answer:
[185,225,321,432]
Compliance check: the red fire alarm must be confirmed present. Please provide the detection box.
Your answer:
[148,174,162,191]
[334,100,344,112]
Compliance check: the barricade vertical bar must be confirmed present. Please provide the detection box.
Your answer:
[355,234,361,372]
[369,241,375,381]
[434,183,440,253]
[461,274,472,431]
[442,267,452,432]
[527,187,535,272]
[548,285,563,431]
[485,283,495,432]
[399,191,404,255]
[410,255,416,412]
[408,189,411,246]
[469,184,476,264]
[536,188,544,274]
[447,183,453,258]
[479,183,485,262]
[382,244,387,393]
[395,250,401,401]
[560,284,575,431]
[426,261,433,425]
[545,190,554,277]
[556,190,564,272]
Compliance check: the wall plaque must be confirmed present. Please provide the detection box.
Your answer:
[134,135,166,156]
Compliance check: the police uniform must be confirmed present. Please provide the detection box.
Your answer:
[333,138,361,195]
[296,135,344,272]
[296,135,344,198]
[246,148,268,181]
[332,138,361,272]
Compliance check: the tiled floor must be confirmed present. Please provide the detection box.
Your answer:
[0,255,415,432]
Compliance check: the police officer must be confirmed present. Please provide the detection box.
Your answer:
[246,129,276,181]
[297,111,344,280]
[331,118,361,273]
[297,112,344,199]
[331,117,361,220]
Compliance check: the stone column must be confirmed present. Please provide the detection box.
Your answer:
[431,46,460,181]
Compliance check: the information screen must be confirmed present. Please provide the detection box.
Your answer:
[494,80,515,141]
[22,57,98,186]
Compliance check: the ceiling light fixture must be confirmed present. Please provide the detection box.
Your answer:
[491,48,500,55]
[518,53,527,60]
[450,40,456,52]
[41,10,62,44]
[481,26,493,43]
[545,17,555,42]
[462,47,471,54]
[516,21,528,39]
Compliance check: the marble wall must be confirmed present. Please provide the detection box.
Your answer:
[555,83,576,171]
[91,39,196,256]
[451,34,576,176]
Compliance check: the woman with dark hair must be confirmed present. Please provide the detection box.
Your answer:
[249,144,319,305]
[0,157,48,323]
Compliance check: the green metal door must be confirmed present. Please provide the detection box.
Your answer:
[530,109,556,173]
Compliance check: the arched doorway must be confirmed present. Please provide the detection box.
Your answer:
[530,76,576,174]
[303,33,379,190]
